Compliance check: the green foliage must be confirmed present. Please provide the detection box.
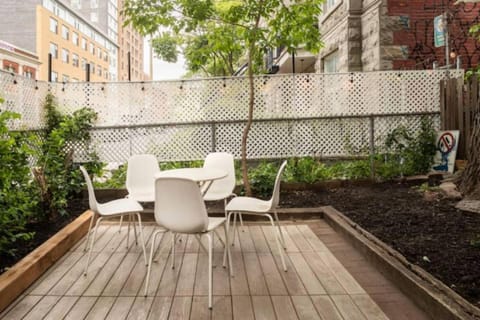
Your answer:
[380,117,436,177]
[248,160,281,198]
[284,157,332,183]
[123,0,323,77]
[0,108,39,258]
[33,94,100,219]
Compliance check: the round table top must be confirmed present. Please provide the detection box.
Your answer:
[155,167,227,182]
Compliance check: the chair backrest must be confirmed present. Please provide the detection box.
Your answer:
[79,166,99,213]
[126,154,160,198]
[270,160,288,209]
[154,177,209,233]
[202,152,236,198]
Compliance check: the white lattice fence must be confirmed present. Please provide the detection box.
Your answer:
[0,69,462,162]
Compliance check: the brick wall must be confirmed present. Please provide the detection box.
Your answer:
[388,0,480,70]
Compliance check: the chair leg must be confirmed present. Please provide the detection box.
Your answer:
[118,215,123,233]
[273,211,286,249]
[132,214,138,245]
[222,223,233,277]
[207,232,213,309]
[214,229,226,248]
[223,211,233,268]
[126,214,131,249]
[232,212,238,246]
[135,213,148,265]
[144,230,160,296]
[84,217,103,275]
[171,232,176,269]
[195,234,209,253]
[238,214,244,228]
[83,211,95,252]
[266,214,287,272]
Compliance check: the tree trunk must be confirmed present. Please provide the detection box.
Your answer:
[241,49,254,196]
[459,112,480,197]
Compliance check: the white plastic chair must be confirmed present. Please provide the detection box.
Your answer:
[118,154,161,231]
[80,166,147,275]
[144,177,233,309]
[202,152,243,225]
[225,160,288,271]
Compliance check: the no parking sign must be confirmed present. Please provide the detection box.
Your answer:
[432,130,459,173]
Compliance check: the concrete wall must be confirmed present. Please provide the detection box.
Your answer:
[0,0,38,53]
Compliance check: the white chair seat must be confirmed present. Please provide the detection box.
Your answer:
[206,217,227,232]
[97,198,143,216]
[226,196,271,213]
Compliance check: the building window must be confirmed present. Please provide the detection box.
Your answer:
[98,49,102,59]
[91,0,99,9]
[90,62,95,74]
[324,50,338,73]
[325,0,341,12]
[90,12,98,23]
[89,43,95,55]
[62,48,69,63]
[97,65,102,76]
[104,53,108,62]
[50,42,58,58]
[82,38,87,50]
[62,75,69,82]
[23,67,34,79]
[49,17,58,33]
[104,69,108,79]
[72,32,79,46]
[81,58,87,70]
[72,53,79,67]
[71,0,81,9]
[51,71,58,82]
[61,25,69,40]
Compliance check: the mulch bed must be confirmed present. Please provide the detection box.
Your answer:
[1,180,479,309]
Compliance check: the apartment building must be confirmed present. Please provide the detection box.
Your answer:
[0,0,118,82]
[268,0,480,74]
[0,40,40,79]
[117,0,147,81]
[317,0,480,72]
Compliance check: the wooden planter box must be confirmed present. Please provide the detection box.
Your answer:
[0,210,92,313]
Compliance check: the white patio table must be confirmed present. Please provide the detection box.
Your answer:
[155,167,227,196]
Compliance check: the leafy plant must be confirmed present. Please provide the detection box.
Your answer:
[248,161,280,198]
[0,107,39,258]
[32,94,101,219]
[284,157,333,184]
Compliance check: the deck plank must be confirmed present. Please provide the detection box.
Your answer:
[190,296,211,320]
[271,295,299,320]
[331,295,367,320]
[244,252,269,295]
[252,296,276,320]
[237,225,256,252]
[229,252,250,295]
[310,295,343,320]
[103,253,141,296]
[168,296,192,320]
[146,296,172,319]
[351,294,389,320]
[212,296,232,320]
[302,252,346,295]
[232,295,254,320]
[126,297,154,320]
[104,296,135,320]
[249,225,271,253]
[258,253,288,295]
[318,251,366,295]
[22,296,61,320]
[175,253,198,296]
[285,225,314,252]
[84,296,116,320]
[290,296,321,320]
[288,253,326,295]
[84,252,128,296]
[43,296,78,320]
[296,225,329,252]
[64,296,97,320]
[1,295,42,320]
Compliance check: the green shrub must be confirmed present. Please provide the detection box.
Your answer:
[0,110,39,257]
[32,94,101,219]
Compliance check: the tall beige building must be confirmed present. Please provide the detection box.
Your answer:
[117,0,147,81]
[0,0,118,82]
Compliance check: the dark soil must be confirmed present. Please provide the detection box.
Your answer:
[2,181,479,310]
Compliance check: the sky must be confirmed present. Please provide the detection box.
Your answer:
[143,39,186,80]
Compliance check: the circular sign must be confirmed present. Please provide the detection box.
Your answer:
[438,132,455,153]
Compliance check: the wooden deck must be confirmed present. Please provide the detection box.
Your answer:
[1,222,395,319]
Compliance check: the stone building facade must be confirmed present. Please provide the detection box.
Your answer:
[317,0,480,72]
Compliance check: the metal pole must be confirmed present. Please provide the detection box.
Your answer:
[292,51,295,74]
[369,116,375,180]
[445,12,450,69]
[48,53,52,82]
[127,51,131,81]
[85,63,90,82]
[211,123,216,152]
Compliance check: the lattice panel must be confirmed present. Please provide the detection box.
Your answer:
[0,69,460,162]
